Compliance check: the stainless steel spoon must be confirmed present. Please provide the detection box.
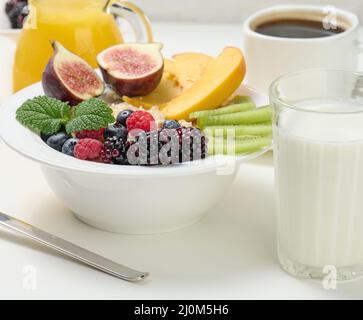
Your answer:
[0,212,149,282]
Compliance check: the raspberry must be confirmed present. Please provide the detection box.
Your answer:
[74,138,103,161]
[75,128,105,140]
[126,110,155,134]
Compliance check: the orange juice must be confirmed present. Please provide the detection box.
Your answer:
[13,0,123,92]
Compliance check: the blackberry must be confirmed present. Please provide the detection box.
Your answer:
[6,0,28,29]
[128,131,163,165]
[101,136,129,165]
[175,127,207,162]
[128,127,207,166]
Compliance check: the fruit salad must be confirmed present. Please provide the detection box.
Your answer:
[15,41,272,166]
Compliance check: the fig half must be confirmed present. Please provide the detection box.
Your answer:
[42,41,105,106]
[97,43,164,97]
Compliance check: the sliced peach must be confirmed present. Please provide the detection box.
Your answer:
[169,53,212,90]
[162,47,246,120]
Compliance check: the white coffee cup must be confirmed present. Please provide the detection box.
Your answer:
[243,5,361,93]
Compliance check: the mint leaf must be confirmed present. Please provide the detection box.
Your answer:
[65,98,115,134]
[16,96,115,136]
[16,96,71,134]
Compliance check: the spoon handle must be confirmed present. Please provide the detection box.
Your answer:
[0,212,149,282]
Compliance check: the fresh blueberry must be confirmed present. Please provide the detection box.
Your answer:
[163,120,180,129]
[104,124,128,139]
[40,132,53,142]
[116,110,133,126]
[46,132,70,151]
[61,138,79,157]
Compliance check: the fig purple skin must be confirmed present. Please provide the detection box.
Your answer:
[42,57,81,106]
[42,41,105,106]
[99,65,163,97]
[97,43,164,97]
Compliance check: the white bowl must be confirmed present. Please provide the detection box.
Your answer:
[0,82,270,234]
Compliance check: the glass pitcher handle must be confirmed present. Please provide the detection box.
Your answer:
[105,0,153,43]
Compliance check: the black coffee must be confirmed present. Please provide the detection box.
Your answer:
[255,19,345,38]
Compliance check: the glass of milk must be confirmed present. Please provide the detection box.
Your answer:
[270,69,363,280]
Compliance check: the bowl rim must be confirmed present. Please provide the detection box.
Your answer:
[0,82,271,177]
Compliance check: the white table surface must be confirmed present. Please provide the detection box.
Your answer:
[1,22,363,300]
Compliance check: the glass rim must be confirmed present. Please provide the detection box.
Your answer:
[269,68,363,115]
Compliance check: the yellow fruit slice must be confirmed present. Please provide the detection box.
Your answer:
[162,47,246,120]
[123,59,179,109]
[123,53,212,109]
[170,53,212,90]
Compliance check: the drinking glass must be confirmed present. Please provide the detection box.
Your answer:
[270,69,363,280]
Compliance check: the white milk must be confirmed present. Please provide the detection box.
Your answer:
[274,99,363,268]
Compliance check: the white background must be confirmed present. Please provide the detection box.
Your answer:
[1,0,363,299]
[1,0,362,27]
[0,21,363,299]
[133,0,363,23]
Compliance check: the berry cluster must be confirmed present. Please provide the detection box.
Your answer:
[128,127,207,166]
[41,109,207,166]
[101,136,129,165]
[5,0,28,29]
